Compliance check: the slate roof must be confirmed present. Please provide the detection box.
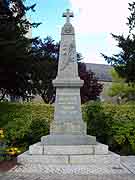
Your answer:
[86,63,113,82]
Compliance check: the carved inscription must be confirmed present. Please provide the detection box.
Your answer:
[57,95,78,115]
[58,96,77,104]
[60,42,76,71]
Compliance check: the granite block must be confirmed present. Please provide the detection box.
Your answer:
[94,143,108,155]
[44,145,93,155]
[18,151,68,165]
[70,152,120,166]
[41,135,96,145]
[29,142,43,155]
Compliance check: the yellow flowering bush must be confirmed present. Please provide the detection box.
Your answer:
[0,128,21,161]
[6,147,21,156]
[0,128,4,139]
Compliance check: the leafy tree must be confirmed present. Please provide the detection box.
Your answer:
[128,1,135,33]
[102,2,135,84]
[78,62,103,104]
[0,0,40,101]
[30,37,59,103]
[108,69,135,102]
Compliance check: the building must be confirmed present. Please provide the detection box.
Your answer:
[86,63,114,102]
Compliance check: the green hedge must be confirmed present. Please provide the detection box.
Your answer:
[83,102,135,155]
[0,103,53,151]
[0,102,135,155]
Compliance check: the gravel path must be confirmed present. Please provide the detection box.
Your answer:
[0,156,135,180]
[0,173,135,180]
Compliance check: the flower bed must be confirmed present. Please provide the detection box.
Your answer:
[0,158,17,172]
[0,128,21,172]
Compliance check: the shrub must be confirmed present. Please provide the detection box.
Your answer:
[0,102,53,150]
[1,102,135,155]
[0,128,21,161]
[83,101,135,155]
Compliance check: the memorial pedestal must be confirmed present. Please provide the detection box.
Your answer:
[18,142,120,168]
[17,9,121,169]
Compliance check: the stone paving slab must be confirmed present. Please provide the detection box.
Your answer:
[0,156,135,180]
[121,156,135,175]
[0,173,135,180]
[6,164,130,174]
[0,164,133,180]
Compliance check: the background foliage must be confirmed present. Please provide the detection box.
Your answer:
[108,69,135,102]
[0,102,135,155]
[83,101,135,155]
[102,1,135,84]
[0,102,53,151]
[0,0,40,101]
[102,2,135,102]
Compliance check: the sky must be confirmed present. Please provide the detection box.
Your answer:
[26,0,131,64]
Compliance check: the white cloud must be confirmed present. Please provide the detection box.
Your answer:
[69,0,130,34]
[83,52,106,64]
[68,0,131,64]
[80,34,120,64]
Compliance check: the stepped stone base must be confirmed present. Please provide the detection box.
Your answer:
[41,135,96,145]
[17,142,120,168]
[29,142,108,155]
[50,121,87,135]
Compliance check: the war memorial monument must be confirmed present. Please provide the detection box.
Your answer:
[18,9,120,167]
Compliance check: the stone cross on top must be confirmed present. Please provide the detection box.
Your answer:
[63,9,74,23]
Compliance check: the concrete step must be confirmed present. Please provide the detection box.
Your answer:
[29,142,108,155]
[18,151,120,168]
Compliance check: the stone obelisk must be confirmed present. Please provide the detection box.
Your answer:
[18,10,120,167]
[41,9,96,145]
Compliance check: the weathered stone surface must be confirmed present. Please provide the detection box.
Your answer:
[50,121,86,135]
[2,163,134,180]
[41,135,96,145]
[18,151,68,164]
[29,142,109,155]
[18,151,120,167]
[43,145,94,155]
[121,156,135,175]
[70,152,120,167]
[49,9,87,140]
[29,142,43,155]
[53,79,84,87]
[51,87,85,136]
[94,143,108,155]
